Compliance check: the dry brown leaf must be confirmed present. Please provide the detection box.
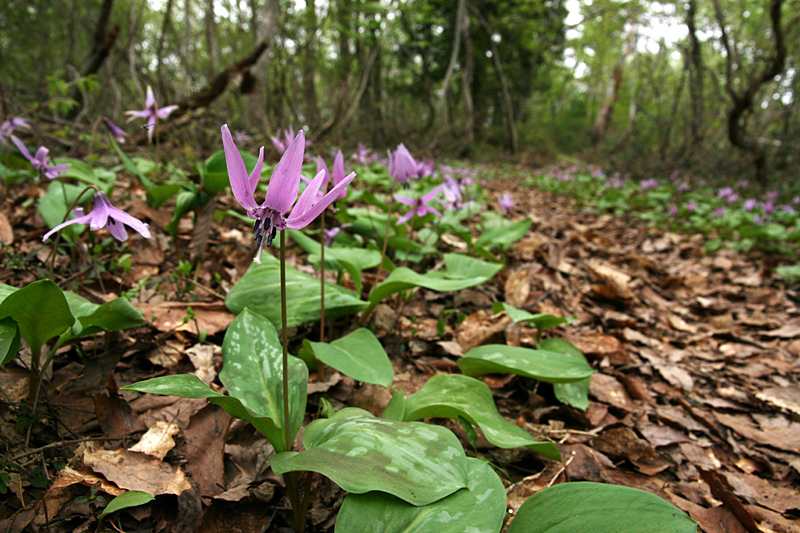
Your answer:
[455,311,511,352]
[185,343,218,385]
[589,373,637,412]
[762,318,800,339]
[136,301,235,336]
[49,465,125,496]
[504,268,530,307]
[723,471,800,514]
[714,412,800,454]
[84,448,191,495]
[586,260,636,301]
[183,404,230,499]
[754,387,800,417]
[128,420,180,460]
[0,212,13,244]
[655,364,695,391]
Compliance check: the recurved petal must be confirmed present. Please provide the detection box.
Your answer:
[108,206,151,239]
[292,169,327,218]
[41,212,95,241]
[10,136,34,163]
[247,146,265,198]
[106,218,130,241]
[156,105,179,119]
[145,85,156,109]
[88,192,112,231]
[395,209,415,226]
[286,170,355,230]
[221,124,260,211]
[421,184,443,203]
[264,130,305,214]
[393,194,416,206]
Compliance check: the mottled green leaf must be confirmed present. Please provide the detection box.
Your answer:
[492,302,572,332]
[123,309,307,452]
[336,458,505,533]
[226,255,367,327]
[458,345,595,384]
[270,408,469,506]
[475,218,531,252]
[402,374,560,460]
[542,339,591,411]
[304,328,393,387]
[58,292,144,346]
[368,254,502,306]
[506,482,698,533]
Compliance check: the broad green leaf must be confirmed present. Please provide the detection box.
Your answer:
[304,328,393,387]
[0,280,74,365]
[97,490,154,522]
[164,186,205,235]
[336,458,506,533]
[38,182,91,241]
[542,339,591,411]
[402,374,560,460]
[0,317,21,366]
[146,183,184,208]
[492,302,572,332]
[367,254,502,307]
[57,159,115,192]
[219,309,307,451]
[382,387,406,421]
[226,255,367,327]
[506,482,698,533]
[123,310,307,452]
[57,292,144,346]
[458,345,595,384]
[475,217,531,252]
[270,408,469,506]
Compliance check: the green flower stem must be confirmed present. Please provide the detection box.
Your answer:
[318,214,327,381]
[376,188,395,284]
[279,230,304,531]
[47,185,97,279]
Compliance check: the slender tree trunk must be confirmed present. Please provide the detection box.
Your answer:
[204,0,219,77]
[66,0,118,119]
[469,4,518,153]
[685,0,704,151]
[460,8,475,148]
[712,0,788,183]
[302,0,320,127]
[591,29,634,147]
[156,0,174,99]
[437,0,465,131]
[249,0,278,133]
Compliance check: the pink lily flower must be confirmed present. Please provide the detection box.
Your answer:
[388,144,418,186]
[11,137,70,180]
[125,85,178,143]
[221,124,356,263]
[0,117,29,143]
[395,186,443,226]
[42,191,151,242]
[103,117,128,143]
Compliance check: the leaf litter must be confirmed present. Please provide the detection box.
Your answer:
[0,170,799,532]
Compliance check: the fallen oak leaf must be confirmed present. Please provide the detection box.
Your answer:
[83,448,190,496]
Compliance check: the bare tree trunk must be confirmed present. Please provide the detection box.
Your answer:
[204,0,219,77]
[615,40,663,151]
[685,0,704,151]
[712,0,788,183]
[437,0,465,131]
[156,0,174,99]
[317,45,379,140]
[249,0,278,133]
[469,4,518,153]
[659,67,686,161]
[591,29,634,147]
[302,0,320,127]
[460,8,474,147]
[66,0,118,119]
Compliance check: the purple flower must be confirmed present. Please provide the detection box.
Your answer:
[716,187,733,199]
[677,182,690,192]
[0,117,29,143]
[687,202,697,213]
[125,85,178,143]
[441,177,471,210]
[42,191,151,242]
[714,207,726,217]
[329,150,349,201]
[737,180,749,189]
[761,201,775,214]
[498,193,514,213]
[754,215,765,224]
[743,199,757,211]
[781,205,795,215]
[270,126,311,155]
[233,130,251,143]
[640,179,659,191]
[222,124,355,263]
[351,143,378,166]
[766,191,779,202]
[668,205,678,216]
[388,144,418,185]
[395,186,443,225]
[726,193,739,203]
[324,224,351,246]
[103,117,128,143]
[11,137,70,180]
[417,158,435,178]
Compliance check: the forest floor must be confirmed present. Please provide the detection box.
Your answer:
[1,167,799,533]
